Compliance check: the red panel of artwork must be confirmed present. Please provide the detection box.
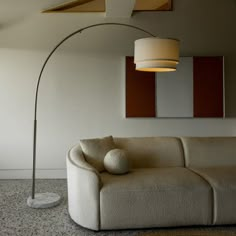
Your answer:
[193,56,224,117]
[126,56,156,117]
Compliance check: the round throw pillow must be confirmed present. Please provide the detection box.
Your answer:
[104,149,129,175]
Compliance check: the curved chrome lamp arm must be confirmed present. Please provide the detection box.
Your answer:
[31,23,155,203]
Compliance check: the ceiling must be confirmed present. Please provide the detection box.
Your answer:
[0,0,172,27]
[0,0,64,27]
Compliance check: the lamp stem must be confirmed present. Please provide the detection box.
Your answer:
[32,119,37,199]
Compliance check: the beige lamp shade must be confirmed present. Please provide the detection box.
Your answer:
[134,37,180,72]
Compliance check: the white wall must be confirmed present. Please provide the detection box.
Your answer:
[156,57,194,117]
[0,0,236,178]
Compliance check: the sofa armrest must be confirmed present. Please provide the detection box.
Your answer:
[67,144,101,230]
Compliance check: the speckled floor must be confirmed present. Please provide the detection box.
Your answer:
[0,179,236,236]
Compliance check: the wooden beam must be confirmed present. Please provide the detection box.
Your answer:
[105,0,135,18]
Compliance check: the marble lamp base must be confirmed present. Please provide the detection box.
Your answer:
[27,192,61,208]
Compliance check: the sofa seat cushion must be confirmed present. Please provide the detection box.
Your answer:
[100,167,212,230]
[190,167,236,225]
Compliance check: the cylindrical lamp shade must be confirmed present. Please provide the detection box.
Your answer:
[134,37,180,72]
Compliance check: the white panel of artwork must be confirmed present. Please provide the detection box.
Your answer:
[156,57,193,117]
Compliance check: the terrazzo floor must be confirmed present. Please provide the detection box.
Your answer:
[0,179,236,236]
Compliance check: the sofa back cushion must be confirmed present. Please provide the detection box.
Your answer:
[113,137,184,168]
[80,136,115,172]
[181,137,236,168]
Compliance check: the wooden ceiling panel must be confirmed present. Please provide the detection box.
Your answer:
[134,0,172,11]
[64,0,105,12]
[43,0,105,13]
[42,0,172,13]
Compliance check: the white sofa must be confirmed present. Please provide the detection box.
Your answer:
[66,137,236,230]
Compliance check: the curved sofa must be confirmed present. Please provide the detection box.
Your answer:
[67,137,236,230]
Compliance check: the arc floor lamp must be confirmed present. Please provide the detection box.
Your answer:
[27,22,179,208]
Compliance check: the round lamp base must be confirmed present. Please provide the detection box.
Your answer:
[27,192,61,208]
